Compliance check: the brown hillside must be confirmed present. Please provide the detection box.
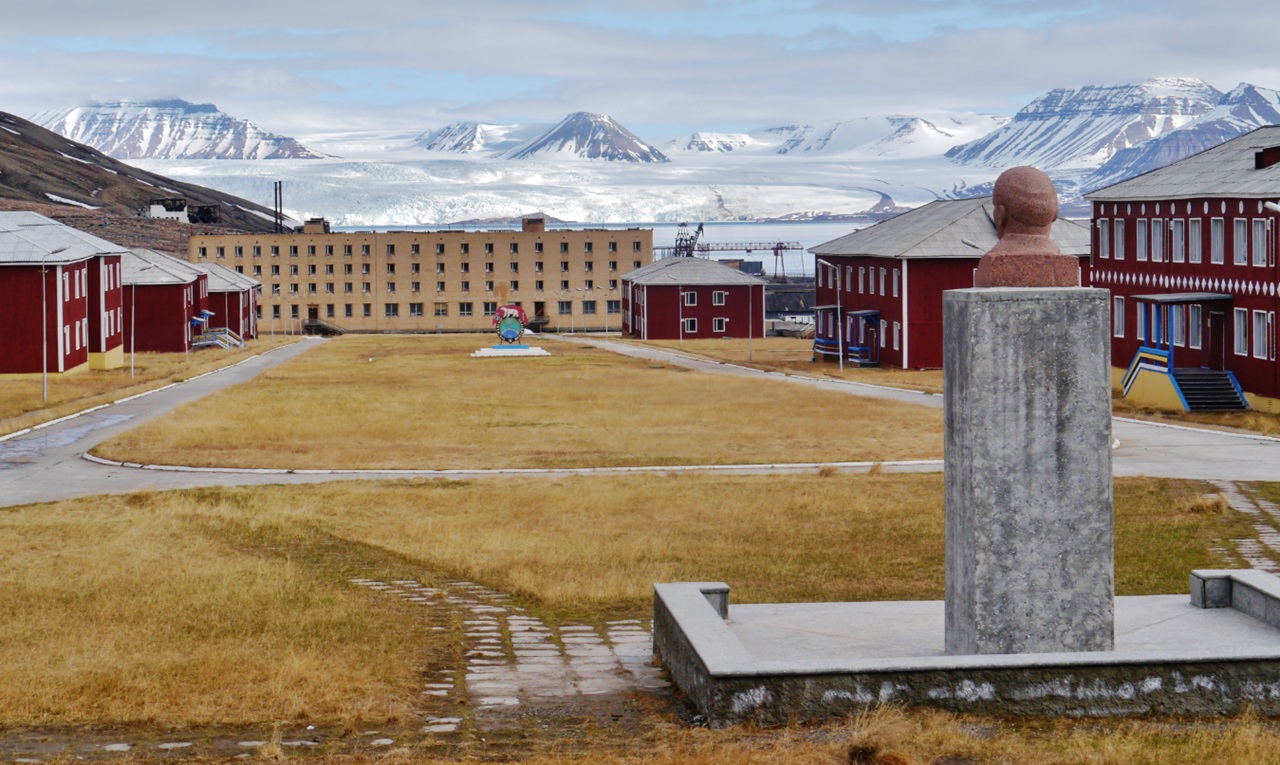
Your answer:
[0,111,282,237]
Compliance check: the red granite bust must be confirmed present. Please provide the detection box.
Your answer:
[974,166,1079,288]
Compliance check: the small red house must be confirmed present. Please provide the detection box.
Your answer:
[809,198,1091,369]
[622,257,766,340]
[192,261,260,341]
[0,211,126,375]
[1086,125,1280,412]
[122,248,208,353]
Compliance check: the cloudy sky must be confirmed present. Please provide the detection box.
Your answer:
[4,0,1280,139]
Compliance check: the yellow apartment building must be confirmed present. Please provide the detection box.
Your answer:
[186,217,653,333]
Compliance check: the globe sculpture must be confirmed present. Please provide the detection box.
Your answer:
[493,304,528,344]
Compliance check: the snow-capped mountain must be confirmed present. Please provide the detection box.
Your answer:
[500,112,669,162]
[771,114,1008,159]
[31,99,325,160]
[947,77,1221,170]
[413,121,545,154]
[1084,83,1280,190]
[664,132,758,153]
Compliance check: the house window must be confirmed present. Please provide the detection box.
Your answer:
[879,319,887,348]
[1188,219,1202,264]
[713,291,727,306]
[1137,304,1147,343]
[1235,308,1249,355]
[1254,310,1269,359]
[1189,305,1202,349]
[1234,219,1249,265]
[410,302,423,317]
[1113,297,1124,338]
[385,303,399,318]
[363,304,372,317]
[893,321,901,351]
[879,268,886,295]
[1171,219,1185,263]
[1136,219,1147,262]
[1211,218,1225,264]
[1254,219,1268,267]
[1098,219,1111,259]
[683,318,697,333]
[607,300,620,314]
[558,301,572,315]
[582,300,597,315]
[858,267,865,293]
[345,304,354,318]
[1172,305,1185,346]
[535,280,544,291]
[483,302,498,317]
[1150,219,1163,262]
[458,302,473,317]
[713,317,727,332]
[684,291,697,307]
[434,302,448,316]
[892,268,900,297]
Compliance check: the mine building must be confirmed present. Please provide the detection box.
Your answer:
[621,256,767,340]
[810,198,1090,370]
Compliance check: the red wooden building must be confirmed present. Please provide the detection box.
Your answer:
[1086,125,1280,412]
[193,261,260,341]
[122,248,208,353]
[809,199,1090,369]
[622,256,766,340]
[0,212,126,375]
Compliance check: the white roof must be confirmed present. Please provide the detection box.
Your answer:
[1087,125,1280,201]
[0,211,129,265]
[622,256,767,286]
[810,198,1091,259]
[191,260,260,292]
[123,248,204,286]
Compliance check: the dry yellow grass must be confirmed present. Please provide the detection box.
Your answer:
[627,336,946,393]
[93,334,944,469]
[0,336,301,437]
[0,474,1252,730]
[1113,395,1280,436]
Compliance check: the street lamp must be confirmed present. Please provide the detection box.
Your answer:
[40,245,69,403]
[128,264,157,379]
[816,258,843,372]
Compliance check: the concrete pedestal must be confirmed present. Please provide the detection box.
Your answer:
[943,288,1113,655]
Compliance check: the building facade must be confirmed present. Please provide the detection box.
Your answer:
[188,217,653,333]
[810,199,1091,369]
[0,212,126,375]
[121,249,208,354]
[622,257,767,340]
[1087,127,1280,412]
[194,261,260,340]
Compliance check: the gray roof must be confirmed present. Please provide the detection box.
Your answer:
[622,256,768,286]
[0,211,129,266]
[124,248,204,286]
[192,260,260,292]
[1086,125,1280,201]
[809,197,1091,259]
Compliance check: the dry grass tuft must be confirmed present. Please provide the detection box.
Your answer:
[94,334,943,470]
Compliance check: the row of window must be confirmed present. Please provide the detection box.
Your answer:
[817,312,903,352]
[1111,298,1278,360]
[1097,217,1276,267]
[246,260,633,278]
[261,300,625,320]
[680,318,731,333]
[259,278,620,296]
[201,241,645,258]
[682,290,730,307]
[817,263,901,298]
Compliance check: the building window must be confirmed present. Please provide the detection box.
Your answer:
[436,243,445,255]
[362,282,371,294]
[460,243,469,255]
[535,280,544,291]
[880,319,887,348]
[484,262,494,273]
[684,291,697,306]
[1254,219,1268,267]
[1113,296,1124,338]
[253,265,262,276]
[344,245,353,256]
[436,281,445,292]
[384,303,399,318]
[458,302,473,317]
[585,261,594,272]
[386,244,396,256]
[483,302,497,317]
[584,242,593,253]
[289,245,298,257]
[1135,219,1148,262]
[291,305,300,318]
[858,267,865,293]
[1235,307,1249,355]
[361,244,371,256]
[1150,219,1164,262]
[879,267,886,295]
[325,264,334,275]
[560,261,569,272]
[609,279,617,290]
[1114,219,1125,260]
[387,282,396,294]
[1137,304,1147,343]
[560,242,569,254]
[1172,305,1185,346]
[290,265,299,277]
[363,303,372,317]
[510,280,520,291]
[344,304,353,317]
[1189,305,1202,349]
[584,279,594,290]
[271,265,281,276]
[508,262,519,273]
[307,245,316,256]
[558,301,572,315]
[608,241,618,253]
[1234,219,1249,265]
[411,281,420,293]
[609,260,617,271]
[325,245,334,256]
[1211,218,1225,264]
[509,243,519,254]
[461,281,470,292]
[582,300,597,315]
[893,321,901,351]
[535,242,544,254]
[410,302,423,317]
[434,302,448,317]
[713,317,726,333]
[607,300,620,314]
[1188,219,1202,264]
[1171,219,1184,263]
[892,268,900,297]
[344,283,353,294]
[484,243,494,254]
[559,280,569,290]
[253,246,262,257]
[712,291,727,306]
[460,262,470,273]
[272,305,281,319]
[1098,220,1110,258]
[344,264,353,275]
[387,263,396,274]
[633,241,642,252]
[290,284,299,295]
[1254,310,1269,359]
[683,318,697,333]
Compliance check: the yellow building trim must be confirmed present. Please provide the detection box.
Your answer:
[1244,391,1280,414]
[89,346,125,371]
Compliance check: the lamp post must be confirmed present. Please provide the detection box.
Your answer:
[816,258,843,372]
[40,246,70,403]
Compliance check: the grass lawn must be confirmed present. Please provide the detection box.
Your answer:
[92,334,944,470]
[0,336,302,438]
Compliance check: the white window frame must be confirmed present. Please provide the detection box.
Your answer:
[712,290,727,306]
[684,318,697,334]
[879,319,886,348]
[1150,219,1164,262]
[1136,219,1148,262]
[858,267,865,294]
[1234,307,1249,355]
[879,267,886,296]
[892,268,900,298]
[1212,218,1225,264]
[712,317,726,333]
[1137,304,1147,344]
[1098,218,1111,259]
[1171,219,1185,263]
[1114,219,1125,261]
[892,321,901,351]
[1188,219,1202,264]
[1234,219,1249,266]
[1254,219,1268,267]
[1172,304,1185,347]
[1189,305,1203,349]
[1254,310,1269,359]
[683,291,697,307]
[1113,296,1125,338]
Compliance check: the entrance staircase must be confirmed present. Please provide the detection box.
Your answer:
[1170,368,1250,412]
[303,317,347,336]
[193,327,244,350]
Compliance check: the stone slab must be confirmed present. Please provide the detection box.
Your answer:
[654,580,1280,727]
[471,347,551,358]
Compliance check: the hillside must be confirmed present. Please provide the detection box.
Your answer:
[0,111,283,234]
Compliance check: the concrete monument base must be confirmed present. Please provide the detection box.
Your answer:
[471,345,551,358]
[653,570,1280,727]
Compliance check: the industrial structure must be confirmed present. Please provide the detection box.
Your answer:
[187,216,653,334]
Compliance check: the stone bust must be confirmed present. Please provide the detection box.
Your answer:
[973,166,1079,288]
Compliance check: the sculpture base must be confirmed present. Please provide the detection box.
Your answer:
[471,346,550,358]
